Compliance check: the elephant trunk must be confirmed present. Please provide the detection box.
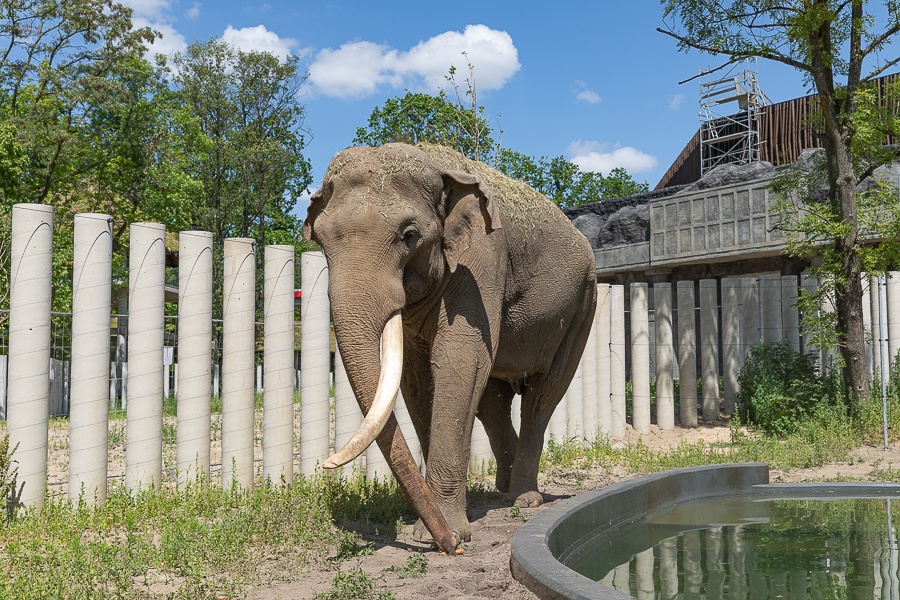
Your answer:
[328,295,458,553]
[323,312,403,468]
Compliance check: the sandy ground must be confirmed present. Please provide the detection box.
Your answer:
[241,422,900,600]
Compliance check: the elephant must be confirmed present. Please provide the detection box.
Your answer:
[304,143,596,551]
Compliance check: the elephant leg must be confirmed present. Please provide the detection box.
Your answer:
[476,378,517,493]
[507,306,595,508]
[413,321,497,544]
[507,374,562,508]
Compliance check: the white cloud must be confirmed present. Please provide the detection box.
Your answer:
[669,93,685,110]
[568,140,658,175]
[186,2,201,20]
[222,25,297,62]
[121,0,172,18]
[574,81,601,104]
[307,24,520,98]
[133,17,187,59]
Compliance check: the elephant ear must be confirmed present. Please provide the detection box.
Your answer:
[303,183,331,242]
[442,170,502,272]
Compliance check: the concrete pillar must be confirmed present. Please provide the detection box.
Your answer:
[630,283,650,434]
[609,285,627,438]
[567,359,584,438]
[7,204,54,509]
[654,283,675,430]
[333,343,362,471]
[581,298,599,441]
[677,281,698,428]
[176,230,213,488]
[862,275,874,380]
[596,284,612,438]
[511,394,521,436]
[741,277,761,358]
[263,245,295,485]
[721,277,741,416]
[870,276,886,380]
[801,273,819,358]
[700,279,720,422]
[299,251,330,476]
[68,213,113,504]
[125,222,166,492]
[760,274,782,343]
[221,238,256,490]
[887,271,900,366]
[781,275,801,352]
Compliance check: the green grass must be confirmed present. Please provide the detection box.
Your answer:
[4,389,900,598]
[0,471,415,599]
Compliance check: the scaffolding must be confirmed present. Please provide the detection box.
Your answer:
[699,61,769,175]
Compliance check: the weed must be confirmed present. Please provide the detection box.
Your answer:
[385,552,428,579]
[332,531,374,562]
[316,568,394,600]
[509,505,521,518]
[1,432,19,525]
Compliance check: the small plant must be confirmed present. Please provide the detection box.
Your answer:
[316,568,394,600]
[509,504,521,518]
[737,340,841,435]
[332,531,374,561]
[1,432,19,525]
[385,552,428,579]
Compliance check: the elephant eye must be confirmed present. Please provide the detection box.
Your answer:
[401,226,420,248]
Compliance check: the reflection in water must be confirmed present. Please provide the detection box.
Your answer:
[572,497,900,599]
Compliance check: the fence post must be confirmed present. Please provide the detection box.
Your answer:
[581,295,599,440]
[677,280,698,428]
[300,251,331,477]
[781,275,800,352]
[221,238,256,490]
[722,277,741,416]
[176,230,213,488]
[760,274,782,343]
[609,285,627,438]
[126,222,166,492]
[69,213,113,504]
[263,245,296,486]
[596,284,612,437]
[700,279,720,422]
[7,203,54,509]
[654,283,675,430]
[741,277,761,359]
[887,271,900,368]
[334,343,362,471]
[631,283,650,433]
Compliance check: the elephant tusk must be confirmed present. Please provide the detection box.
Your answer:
[323,312,403,469]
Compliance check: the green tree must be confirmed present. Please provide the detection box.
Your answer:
[171,38,313,310]
[659,0,900,404]
[495,149,648,208]
[353,90,495,161]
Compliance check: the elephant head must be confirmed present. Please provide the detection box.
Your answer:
[303,143,501,551]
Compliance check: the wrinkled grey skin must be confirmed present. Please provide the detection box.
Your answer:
[305,143,596,542]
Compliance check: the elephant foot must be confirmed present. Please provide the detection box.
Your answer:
[414,508,471,545]
[508,490,543,508]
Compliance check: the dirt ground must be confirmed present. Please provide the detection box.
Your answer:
[243,422,900,600]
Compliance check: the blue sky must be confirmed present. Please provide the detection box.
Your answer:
[123,0,824,216]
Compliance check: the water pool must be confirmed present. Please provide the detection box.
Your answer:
[571,496,900,599]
